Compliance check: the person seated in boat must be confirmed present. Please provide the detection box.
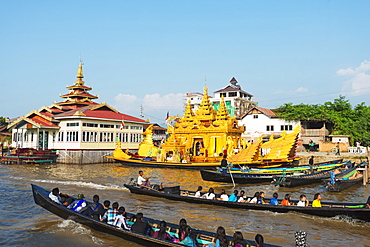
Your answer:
[101,201,119,225]
[249,192,260,204]
[297,195,309,207]
[113,206,131,230]
[257,191,266,204]
[131,212,153,235]
[153,220,173,241]
[219,189,229,201]
[364,196,370,209]
[194,186,203,198]
[220,155,228,174]
[281,194,291,206]
[237,190,247,202]
[255,234,264,247]
[269,192,279,205]
[178,218,188,241]
[203,226,228,247]
[179,225,199,247]
[232,231,245,247]
[99,200,110,221]
[67,193,88,213]
[203,187,216,200]
[312,193,322,207]
[228,190,238,202]
[137,170,150,188]
[49,187,73,206]
[83,195,104,219]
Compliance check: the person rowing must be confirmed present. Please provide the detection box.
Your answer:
[137,170,150,187]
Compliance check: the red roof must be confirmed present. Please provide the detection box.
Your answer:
[30,116,60,128]
[55,105,146,123]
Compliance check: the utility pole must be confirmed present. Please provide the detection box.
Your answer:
[140,104,144,118]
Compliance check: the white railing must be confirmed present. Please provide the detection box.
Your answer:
[348,147,367,154]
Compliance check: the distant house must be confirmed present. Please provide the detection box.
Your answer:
[7,63,147,162]
[239,106,300,141]
[187,77,255,120]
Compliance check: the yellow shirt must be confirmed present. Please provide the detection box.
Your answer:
[312,199,321,207]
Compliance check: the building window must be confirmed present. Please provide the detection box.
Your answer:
[83,123,98,127]
[130,126,142,130]
[31,133,34,142]
[117,132,129,142]
[66,122,79,127]
[82,131,98,142]
[58,131,64,142]
[99,132,114,142]
[266,125,274,131]
[228,92,237,97]
[24,131,28,142]
[130,133,142,143]
[253,115,258,119]
[280,125,293,131]
[220,93,227,97]
[66,131,78,142]
[116,125,129,129]
[100,124,115,128]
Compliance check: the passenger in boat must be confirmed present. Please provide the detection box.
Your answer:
[99,200,110,221]
[113,206,131,230]
[257,192,266,204]
[269,192,279,205]
[204,226,228,247]
[178,218,188,241]
[220,155,228,174]
[232,231,245,247]
[67,193,87,213]
[49,187,72,206]
[137,170,150,187]
[195,186,203,198]
[297,195,309,207]
[237,190,247,202]
[219,189,229,201]
[249,192,260,203]
[203,188,216,200]
[309,156,314,173]
[131,212,153,235]
[312,193,322,207]
[153,220,173,241]
[255,234,264,247]
[366,196,370,208]
[179,225,199,247]
[281,194,291,206]
[101,201,119,225]
[228,190,238,202]
[84,195,104,219]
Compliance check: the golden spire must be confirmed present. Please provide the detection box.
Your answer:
[75,62,85,85]
[196,86,216,121]
[183,98,194,122]
[216,95,229,120]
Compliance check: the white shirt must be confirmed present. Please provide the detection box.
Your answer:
[204,193,215,200]
[49,192,62,204]
[137,175,146,185]
[297,200,306,207]
[249,197,258,203]
[194,191,201,197]
[238,196,245,202]
[220,194,229,201]
[113,215,131,230]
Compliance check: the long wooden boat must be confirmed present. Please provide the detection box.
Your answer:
[229,159,344,175]
[200,169,277,184]
[124,184,370,222]
[108,156,222,169]
[274,161,352,187]
[323,164,365,192]
[32,184,278,247]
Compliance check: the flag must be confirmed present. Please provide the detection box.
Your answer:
[119,120,125,130]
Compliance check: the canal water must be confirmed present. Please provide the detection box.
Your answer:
[1,162,369,247]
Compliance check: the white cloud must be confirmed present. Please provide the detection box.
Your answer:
[337,60,370,96]
[272,87,309,94]
[143,93,185,110]
[114,94,139,112]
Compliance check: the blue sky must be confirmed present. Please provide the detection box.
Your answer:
[1,1,370,124]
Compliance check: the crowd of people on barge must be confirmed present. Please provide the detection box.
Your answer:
[48,187,263,247]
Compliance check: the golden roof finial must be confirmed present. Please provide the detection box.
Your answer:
[75,62,85,85]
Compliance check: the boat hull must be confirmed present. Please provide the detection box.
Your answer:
[108,156,220,169]
[124,184,370,222]
[200,169,274,184]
